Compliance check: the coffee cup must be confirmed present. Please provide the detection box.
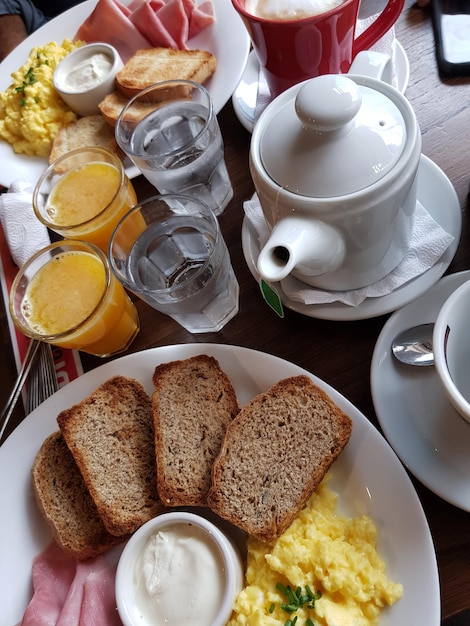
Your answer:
[232,0,405,97]
[433,279,470,424]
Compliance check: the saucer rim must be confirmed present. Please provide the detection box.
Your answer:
[241,154,461,321]
[371,269,470,512]
[232,40,410,133]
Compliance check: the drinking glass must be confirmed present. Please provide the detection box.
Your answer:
[115,80,233,216]
[10,240,140,357]
[109,194,239,333]
[33,146,137,252]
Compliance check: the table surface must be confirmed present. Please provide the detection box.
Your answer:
[1,1,469,622]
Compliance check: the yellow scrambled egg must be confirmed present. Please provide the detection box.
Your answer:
[0,39,82,157]
[229,475,403,626]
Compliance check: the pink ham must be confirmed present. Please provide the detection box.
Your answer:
[21,542,77,626]
[153,0,190,49]
[189,0,215,38]
[74,0,152,62]
[128,1,179,48]
[20,541,122,626]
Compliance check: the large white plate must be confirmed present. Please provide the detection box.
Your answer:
[0,344,439,625]
[371,270,470,512]
[242,155,461,320]
[0,0,250,188]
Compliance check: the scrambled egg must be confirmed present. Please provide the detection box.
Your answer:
[229,475,403,626]
[0,39,82,157]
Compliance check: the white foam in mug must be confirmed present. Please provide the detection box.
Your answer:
[244,0,344,20]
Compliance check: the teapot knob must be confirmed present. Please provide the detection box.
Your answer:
[295,75,361,132]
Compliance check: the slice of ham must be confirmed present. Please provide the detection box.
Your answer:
[189,0,215,38]
[74,0,152,62]
[151,0,191,49]
[20,541,122,626]
[128,1,179,49]
[75,0,216,59]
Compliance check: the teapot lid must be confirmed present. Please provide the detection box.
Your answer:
[258,74,407,198]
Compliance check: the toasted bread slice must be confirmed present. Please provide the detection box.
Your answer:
[115,47,216,98]
[58,376,164,536]
[99,90,164,127]
[49,115,123,164]
[152,355,240,507]
[207,375,353,542]
[32,431,125,560]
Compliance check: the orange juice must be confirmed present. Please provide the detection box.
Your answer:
[11,242,139,357]
[33,148,138,252]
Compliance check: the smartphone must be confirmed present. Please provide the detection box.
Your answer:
[431,0,470,76]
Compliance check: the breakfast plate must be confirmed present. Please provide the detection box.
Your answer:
[242,155,461,321]
[371,270,470,512]
[232,39,410,132]
[0,0,250,188]
[0,343,439,625]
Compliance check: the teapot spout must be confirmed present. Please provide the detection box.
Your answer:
[257,216,346,283]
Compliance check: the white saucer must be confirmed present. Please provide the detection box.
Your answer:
[371,270,470,512]
[241,155,461,321]
[232,40,410,133]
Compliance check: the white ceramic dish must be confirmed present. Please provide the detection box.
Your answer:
[242,155,461,321]
[0,344,439,625]
[371,270,470,512]
[0,0,250,188]
[232,39,410,133]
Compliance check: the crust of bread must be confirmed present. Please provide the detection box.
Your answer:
[32,431,125,560]
[207,375,353,542]
[57,376,164,536]
[49,115,123,164]
[152,355,240,507]
[99,90,165,127]
[115,47,216,98]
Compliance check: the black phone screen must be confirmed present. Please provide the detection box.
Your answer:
[431,0,470,75]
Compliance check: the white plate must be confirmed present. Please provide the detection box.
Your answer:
[371,270,470,512]
[232,40,410,132]
[0,0,250,188]
[0,343,439,625]
[242,155,461,321]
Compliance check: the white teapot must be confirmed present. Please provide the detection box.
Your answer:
[250,52,422,291]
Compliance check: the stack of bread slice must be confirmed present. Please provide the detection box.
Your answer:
[32,355,353,560]
[49,47,216,163]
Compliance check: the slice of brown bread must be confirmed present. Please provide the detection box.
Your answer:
[152,355,240,507]
[207,375,353,543]
[115,47,217,98]
[58,376,164,536]
[32,431,125,560]
[49,115,123,164]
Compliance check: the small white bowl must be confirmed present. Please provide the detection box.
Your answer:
[116,511,244,626]
[53,43,123,117]
[433,278,470,423]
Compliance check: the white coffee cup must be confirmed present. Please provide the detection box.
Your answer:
[433,278,470,423]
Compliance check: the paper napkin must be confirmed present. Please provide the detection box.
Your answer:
[243,195,455,307]
[0,180,50,268]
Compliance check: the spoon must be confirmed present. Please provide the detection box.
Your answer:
[391,323,435,366]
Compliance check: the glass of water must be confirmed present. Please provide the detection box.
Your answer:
[115,80,233,216]
[109,194,239,333]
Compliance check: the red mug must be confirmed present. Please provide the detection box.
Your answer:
[231,0,405,97]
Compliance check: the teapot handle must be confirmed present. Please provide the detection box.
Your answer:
[348,50,394,85]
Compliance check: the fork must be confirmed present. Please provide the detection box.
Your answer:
[26,342,59,414]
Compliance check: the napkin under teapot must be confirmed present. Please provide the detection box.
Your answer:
[244,195,455,307]
[0,180,50,267]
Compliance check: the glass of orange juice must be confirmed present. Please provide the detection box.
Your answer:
[9,240,140,357]
[32,147,137,252]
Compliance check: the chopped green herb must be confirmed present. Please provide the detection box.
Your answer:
[269,603,275,614]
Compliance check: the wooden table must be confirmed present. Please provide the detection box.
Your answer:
[1,1,469,621]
